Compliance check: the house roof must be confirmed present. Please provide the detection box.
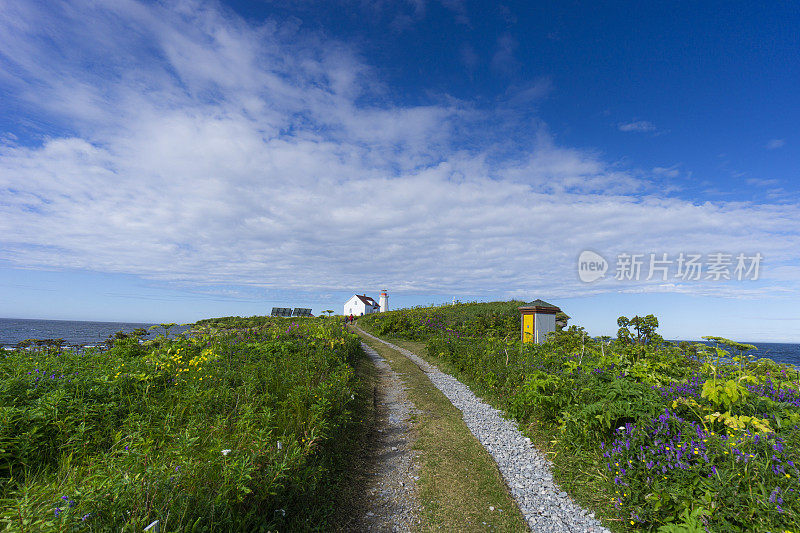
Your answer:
[355,294,380,307]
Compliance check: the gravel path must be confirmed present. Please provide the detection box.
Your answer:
[359,329,610,533]
[354,341,422,532]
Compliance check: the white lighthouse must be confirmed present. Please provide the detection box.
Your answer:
[379,290,388,312]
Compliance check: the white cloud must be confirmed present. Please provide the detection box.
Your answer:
[460,43,479,71]
[747,178,780,187]
[618,120,657,133]
[766,139,786,150]
[0,0,799,303]
[653,165,681,178]
[503,78,554,107]
[438,0,470,25]
[491,33,518,75]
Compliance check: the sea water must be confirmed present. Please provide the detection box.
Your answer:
[0,318,190,347]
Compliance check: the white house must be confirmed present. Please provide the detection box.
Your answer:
[344,294,380,316]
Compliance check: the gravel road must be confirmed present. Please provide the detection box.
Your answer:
[359,329,610,533]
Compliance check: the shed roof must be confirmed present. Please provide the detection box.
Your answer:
[519,299,560,311]
[528,299,558,307]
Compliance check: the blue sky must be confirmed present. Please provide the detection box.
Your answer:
[1,1,798,341]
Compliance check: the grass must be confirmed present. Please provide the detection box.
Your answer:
[0,317,369,532]
[355,326,529,532]
[327,343,380,531]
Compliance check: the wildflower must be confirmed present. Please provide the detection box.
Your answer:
[221,449,231,456]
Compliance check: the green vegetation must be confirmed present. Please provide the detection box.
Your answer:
[360,302,800,532]
[0,317,366,531]
[355,330,529,532]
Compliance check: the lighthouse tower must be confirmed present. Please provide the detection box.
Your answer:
[379,290,388,312]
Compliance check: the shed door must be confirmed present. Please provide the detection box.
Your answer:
[523,313,534,343]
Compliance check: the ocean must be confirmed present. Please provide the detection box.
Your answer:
[682,341,800,369]
[608,340,800,369]
[0,318,191,348]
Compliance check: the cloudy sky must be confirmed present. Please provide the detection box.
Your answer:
[1,0,798,341]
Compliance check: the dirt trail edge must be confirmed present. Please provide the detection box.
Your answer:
[358,327,610,533]
[355,341,423,532]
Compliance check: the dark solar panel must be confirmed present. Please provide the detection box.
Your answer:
[293,308,312,317]
[271,307,293,317]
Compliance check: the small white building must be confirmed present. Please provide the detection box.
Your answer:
[344,294,380,316]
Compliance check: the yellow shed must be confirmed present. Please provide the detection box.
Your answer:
[519,300,561,344]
